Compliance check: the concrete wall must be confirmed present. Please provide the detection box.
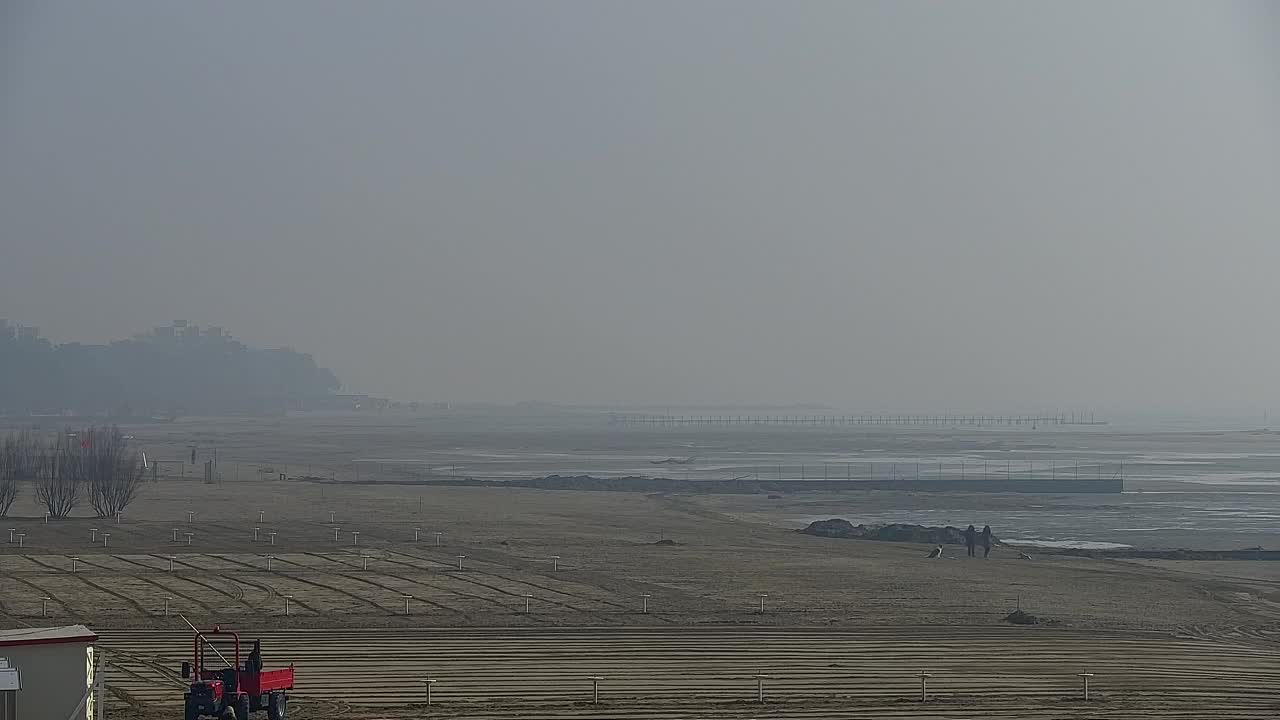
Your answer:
[3,642,91,720]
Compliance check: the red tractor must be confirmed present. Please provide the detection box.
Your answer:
[181,626,294,720]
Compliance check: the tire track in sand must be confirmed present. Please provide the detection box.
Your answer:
[199,554,361,615]
[297,552,483,614]
[21,556,150,616]
[381,549,628,618]
[84,556,218,615]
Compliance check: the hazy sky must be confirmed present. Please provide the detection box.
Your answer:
[2,1,1277,413]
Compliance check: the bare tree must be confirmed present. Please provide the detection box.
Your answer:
[0,430,39,516]
[36,429,81,519]
[82,425,145,518]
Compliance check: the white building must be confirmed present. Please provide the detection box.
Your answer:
[0,626,99,720]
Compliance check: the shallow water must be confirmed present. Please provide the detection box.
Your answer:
[790,490,1280,550]
[109,413,1280,550]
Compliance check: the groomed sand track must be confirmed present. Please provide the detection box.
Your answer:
[99,626,1280,718]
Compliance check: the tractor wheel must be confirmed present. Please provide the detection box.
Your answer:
[184,698,200,720]
[233,695,250,720]
[268,692,288,720]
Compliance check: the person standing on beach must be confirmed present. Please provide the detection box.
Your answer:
[964,524,977,557]
[981,525,993,558]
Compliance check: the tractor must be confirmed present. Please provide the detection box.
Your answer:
[181,626,293,720]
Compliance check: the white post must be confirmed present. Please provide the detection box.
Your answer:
[267,555,275,571]
[588,676,603,704]
[89,528,97,543]
[641,593,651,614]
[40,596,49,617]
[284,595,293,616]
[352,531,360,546]
[758,593,768,614]
[361,555,369,571]
[551,555,560,572]
[330,510,336,523]
[268,532,277,546]
[1078,672,1095,701]
[253,527,260,542]
[44,512,49,524]
[456,555,465,570]
[168,555,176,572]
[115,511,121,524]
[185,532,193,546]
[403,594,413,615]
[422,678,437,705]
[755,674,768,703]
[7,528,14,543]
[918,671,933,702]
[164,596,171,617]
[172,528,179,542]
[15,533,23,548]
[414,527,421,542]
[258,510,265,524]
[71,556,78,573]
[187,511,195,523]
[434,531,443,546]
[524,594,532,613]
[333,527,341,542]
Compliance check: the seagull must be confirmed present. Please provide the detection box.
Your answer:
[927,546,943,559]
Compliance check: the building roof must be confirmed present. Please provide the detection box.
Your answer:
[0,626,97,648]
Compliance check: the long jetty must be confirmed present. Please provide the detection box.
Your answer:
[608,413,1104,427]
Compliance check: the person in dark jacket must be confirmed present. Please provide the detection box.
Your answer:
[981,525,993,558]
[246,640,263,673]
[964,524,977,557]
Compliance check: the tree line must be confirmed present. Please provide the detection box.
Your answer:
[0,426,145,518]
[0,330,340,415]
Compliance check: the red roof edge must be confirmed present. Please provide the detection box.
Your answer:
[0,634,98,649]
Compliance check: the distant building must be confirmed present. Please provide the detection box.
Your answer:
[150,321,230,343]
[338,394,371,410]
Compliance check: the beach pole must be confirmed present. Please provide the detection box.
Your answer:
[587,676,603,704]
[1078,672,1095,701]
[755,674,769,703]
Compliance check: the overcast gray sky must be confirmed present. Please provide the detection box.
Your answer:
[2,1,1277,413]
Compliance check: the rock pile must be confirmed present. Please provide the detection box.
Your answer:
[1003,609,1041,625]
[800,519,1000,546]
